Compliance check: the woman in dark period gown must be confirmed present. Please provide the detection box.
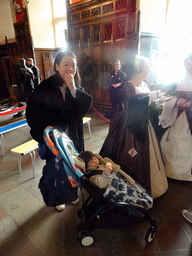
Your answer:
[100,55,168,199]
[26,50,93,211]
[159,53,192,181]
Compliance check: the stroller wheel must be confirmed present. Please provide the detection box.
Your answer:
[145,226,156,243]
[78,231,94,246]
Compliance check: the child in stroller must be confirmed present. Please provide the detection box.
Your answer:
[39,126,157,246]
[75,151,157,246]
[78,151,153,210]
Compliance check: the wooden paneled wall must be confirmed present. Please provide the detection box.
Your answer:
[67,0,140,110]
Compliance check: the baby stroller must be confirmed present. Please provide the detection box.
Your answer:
[77,178,157,246]
[40,127,157,247]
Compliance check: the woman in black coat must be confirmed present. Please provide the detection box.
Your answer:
[26,50,93,211]
[26,50,92,153]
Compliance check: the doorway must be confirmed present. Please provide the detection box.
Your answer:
[0,56,11,99]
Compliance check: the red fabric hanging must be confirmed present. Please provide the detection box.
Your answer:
[15,0,24,23]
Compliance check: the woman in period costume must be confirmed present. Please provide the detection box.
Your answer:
[100,55,168,199]
[159,53,192,181]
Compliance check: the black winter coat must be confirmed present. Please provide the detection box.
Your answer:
[26,73,93,153]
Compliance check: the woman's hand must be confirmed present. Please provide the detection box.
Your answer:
[63,72,75,90]
[156,95,173,103]
[105,162,113,176]
[155,90,166,98]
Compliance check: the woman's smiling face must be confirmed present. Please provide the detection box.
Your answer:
[56,56,77,81]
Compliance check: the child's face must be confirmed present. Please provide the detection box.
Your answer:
[87,157,100,168]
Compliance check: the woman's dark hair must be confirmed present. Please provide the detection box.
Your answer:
[54,50,81,86]
[78,151,95,168]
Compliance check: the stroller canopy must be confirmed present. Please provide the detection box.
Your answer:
[43,126,84,187]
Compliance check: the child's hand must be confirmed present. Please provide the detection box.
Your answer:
[105,162,112,176]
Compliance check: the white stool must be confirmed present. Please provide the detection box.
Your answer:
[11,139,39,178]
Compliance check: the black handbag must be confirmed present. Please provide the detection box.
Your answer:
[38,157,78,207]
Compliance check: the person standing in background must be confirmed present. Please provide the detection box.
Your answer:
[14,58,34,118]
[105,59,126,120]
[26,58,40,89]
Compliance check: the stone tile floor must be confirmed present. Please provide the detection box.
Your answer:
[0,102,192,255]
